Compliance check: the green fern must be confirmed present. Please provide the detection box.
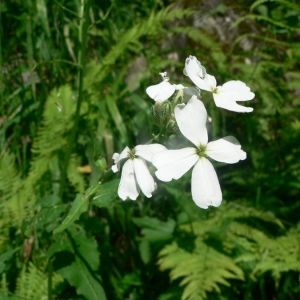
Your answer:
[158,239,244,300]
[0,151,26,228]
[84,5,194,88]
[9,262,62,300]
[157,203,297,299]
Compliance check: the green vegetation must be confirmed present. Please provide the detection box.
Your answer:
[0,0,299,299]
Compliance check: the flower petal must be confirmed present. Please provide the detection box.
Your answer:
[118,160,139,200]
[206,136,246,163]
[175,96,208,146]
[213,92,253,113]
[133,158,156,198]
[135,144,167,162]
[153,148,198,182]
[112,146,130,173]
[184,56,215,91]
[174,84,185,90]
[219,80,255,101]
[146,81,175,101]
[183,87,201,102]
[191,159,222,208]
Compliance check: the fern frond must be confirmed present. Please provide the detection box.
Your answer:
[0,151,20,202]
[0,151,28,228]
[24,85,77,201]
[84,5,194,88]
[12,262,63,300]
[158,239,244,300]
[253,228,300,278]
[67,154,85,194]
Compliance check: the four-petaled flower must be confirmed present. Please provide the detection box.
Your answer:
[112,144,167,200]
[146,71,199,102]
[184,56,255,113]
[152,96,246,208]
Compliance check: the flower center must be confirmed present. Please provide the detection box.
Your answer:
[212,87,218,93]
[196,144,207,158]
[128,148,138,160]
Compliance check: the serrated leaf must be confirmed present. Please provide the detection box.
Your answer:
[54,194,88,233]
[53,227,106,300]
[59,262,106,300]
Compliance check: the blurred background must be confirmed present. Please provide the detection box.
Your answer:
[0,0,299,299]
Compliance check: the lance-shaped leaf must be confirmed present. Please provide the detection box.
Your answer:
[54,194,88,233]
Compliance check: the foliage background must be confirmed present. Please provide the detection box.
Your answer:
[0,0,299,299]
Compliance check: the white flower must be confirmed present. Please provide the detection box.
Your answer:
[146,72,198,102]
[152,96,246,209]
[184,55,255,113]
[112,144,167,200]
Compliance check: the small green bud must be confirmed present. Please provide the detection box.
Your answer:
[166,118,178,133]
[152,100,163,116]
[161,101,172,120]
[173,90,184,106]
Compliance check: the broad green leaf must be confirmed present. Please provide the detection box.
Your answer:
[34,205,66,232]
[91,179,119,208]
[53,227,106,300]
[59,263,106,300]
[54,194,88,233]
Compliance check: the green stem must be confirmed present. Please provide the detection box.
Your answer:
[59,0,91,199]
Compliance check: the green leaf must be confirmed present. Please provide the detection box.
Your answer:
[0,248,19,274]
[0,291,10,300]
[133,217,176,242]
[91,179,119,208]
[53,194,88,233]
[36,194,61,208]
[52,227,106,300]
[105,96,128,144]
[59,263,106,300]
[95,157,107,171]
[34,205,65,232]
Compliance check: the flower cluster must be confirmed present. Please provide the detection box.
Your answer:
[112,56,255,208]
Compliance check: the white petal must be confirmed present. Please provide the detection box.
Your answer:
[213,93,253,113]
[135,144,167,162]
[111,146,130,172]
[174,96,208,146]
[174,84,185,90]
[204,74,217,90]
[183,87,201,103]
[118,160,139,200]
[153,148,198,182]
[184,56,214,91]
[111,164,118,173]
[191,159,222,209]
[146,81,175,101]
[133,158,156,198]
[206,136,246,163]
[184,55,206,78]
[220,80,255,101]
